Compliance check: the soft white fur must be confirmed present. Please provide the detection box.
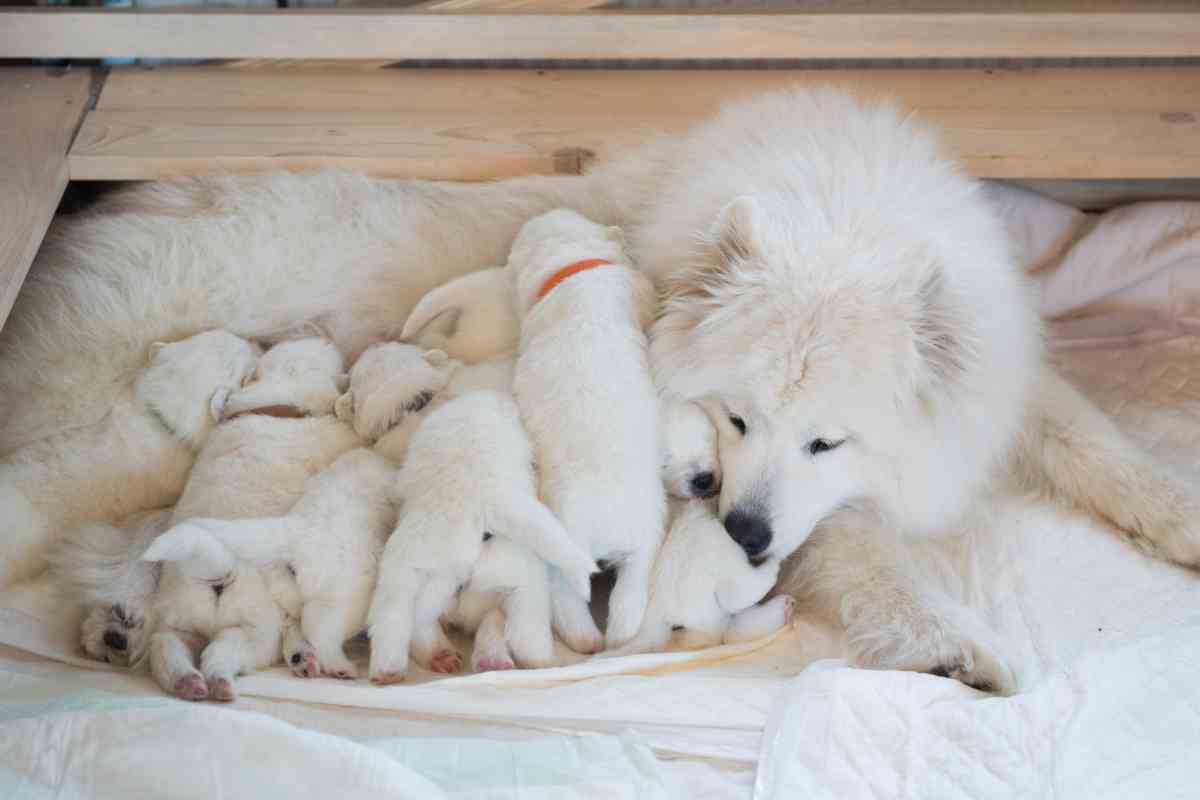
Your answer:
[145,342,452,680]
[367,389,598,684]
[5,87,1198,694]
[510,209,666,652]
[48,509,172,667]
[0,330,259,590]
[141,338,361,701]
[400,267,519,363]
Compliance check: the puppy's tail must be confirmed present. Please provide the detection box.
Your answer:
[48,515,163,608]
[491,495,598,600]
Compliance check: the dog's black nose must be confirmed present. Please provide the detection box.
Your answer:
[103,630,128,652]
[723,509,772,557]
[689,471,717,497]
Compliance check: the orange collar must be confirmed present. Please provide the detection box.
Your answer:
[535,258,613,302]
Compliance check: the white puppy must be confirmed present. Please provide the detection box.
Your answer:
[367,389,598,684]
[510,209,666,652]
[0,330,259,589]
[400,267,519,363]
[141,338,361,701]
[48,509,172,667]
[145,342,453,680]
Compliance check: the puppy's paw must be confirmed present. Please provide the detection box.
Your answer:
[474,656,515,672]
[207,676,236,703]
[559,628,605,655]
[173,673,209,702]
[323,658,358,680]
[428,649,462,674]
[288,646,321,679]
[370,670,407,686]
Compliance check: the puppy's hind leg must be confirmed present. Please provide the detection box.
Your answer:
[367,568,420,684]
[410,573,462,674]
[149,629,208,701]
[551,580,603,655]
[199,625,277,702]
[503,586,556,669]
[282,618,319,679]
[723,595,795,644]
[302,598,361,680]
[471,607,514,672]
[604,548,655,650]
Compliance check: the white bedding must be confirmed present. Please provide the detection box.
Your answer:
[2,183,1199,799]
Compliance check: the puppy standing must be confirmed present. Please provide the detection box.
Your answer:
[142,338,361,701]
[509,209,667,652]
[0,330,259,589]
[147,343,455,679]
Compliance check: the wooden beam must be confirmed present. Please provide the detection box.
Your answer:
[404,0,609,10]
[0,68,92,332]
[3,8,1200,61]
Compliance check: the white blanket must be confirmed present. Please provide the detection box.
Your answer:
[2,183,1200,799]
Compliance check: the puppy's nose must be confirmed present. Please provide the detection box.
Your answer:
[689,471,718,497]
[723,509,772,557]
[103,630,128,652]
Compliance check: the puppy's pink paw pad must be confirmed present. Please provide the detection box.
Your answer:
[208,676,235,702]
[429,649,462,674]
[289,648,320,679]
[475,657,514,672]
[174,674,208,702]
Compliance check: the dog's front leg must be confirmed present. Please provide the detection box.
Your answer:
[367,568,420,684]
[551,580,604,655]
[301,598,361,680]
[503,585,556,669]
[281,618,319,678]
[149,629,208,701]
[409,573,462,674]
[779,513,1016,695]
[604,548,655,650]
[471,607,514,672]
[1020,363,1200,568]
[200,625,275,702]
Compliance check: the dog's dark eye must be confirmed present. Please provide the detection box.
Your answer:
[482,532,493,542]
[729,415,747,435]
[808,438,844,456]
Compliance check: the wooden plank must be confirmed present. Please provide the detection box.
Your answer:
[68,105,1200,182]
[0,68,92,332]
[95,66,1200,115]
[3,9,1200,61]
[405,0,609,10]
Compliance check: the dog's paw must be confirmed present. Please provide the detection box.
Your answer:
[370,670,407,686]
[850,621,1017,696]
[288,646,321,679]
[428,649,462,674]
[474,656,515,672]
[173,673,209,702]
[323,659,358,680]
[207,676,236,702]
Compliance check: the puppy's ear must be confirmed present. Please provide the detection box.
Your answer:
[711,195,765,265]
[209,386,231,423]
[424,349,450,367]
[334,391,355,423]
[335,373,350,393]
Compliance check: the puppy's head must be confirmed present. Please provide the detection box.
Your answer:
[338,342,458,441]
[661,397,722,500]
[401,268,519,363]
[135,330,261,448]
[80,603,153,667]
[507,209,629,315]
[218,337,345,421]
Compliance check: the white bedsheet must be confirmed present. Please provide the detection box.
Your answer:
[2,184,1200,799]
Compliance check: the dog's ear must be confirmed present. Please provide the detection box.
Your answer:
[712,195,765,265]
[906,266,974,395]
[335,373,350,393]
[424,349,450,367]
[209,386,231,423]
[334,391,355,423]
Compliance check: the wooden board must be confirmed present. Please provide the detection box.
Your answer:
[3,8,1200,61]
[0,68,92,331]
[70,67,1200,182]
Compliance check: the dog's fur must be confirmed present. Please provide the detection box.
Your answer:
[5,88,1198,693]
[48,509,172,667]
[367,389,598,683]
[510,209,666,652]
[399,267,519,363]
[142,338,361,701]
[0,330,260,589]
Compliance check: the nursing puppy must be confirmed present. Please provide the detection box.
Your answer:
[147,343,452,679]
[400,267,519,363]
[0,330,259,590]
[48,509,172,667]
[367,389,598,684]
[141,338,361,701]
[510,209,666,652]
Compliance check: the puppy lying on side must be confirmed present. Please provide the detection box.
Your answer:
[145,342,452,679]
[141,338,361,701]
[368,389,598,684]
[614,400,793,655]
[0,330,260,589]
[510,209,667,652]
[48,509,172,667]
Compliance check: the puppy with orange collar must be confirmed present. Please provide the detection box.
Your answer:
[509,209,666,653]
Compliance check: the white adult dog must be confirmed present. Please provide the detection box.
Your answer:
[510,209,666,652]
[367,389,598,684]
[6,88,1199,692]
[142,338,361,701]
[0,330,259,590]
[147,342,454,680]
